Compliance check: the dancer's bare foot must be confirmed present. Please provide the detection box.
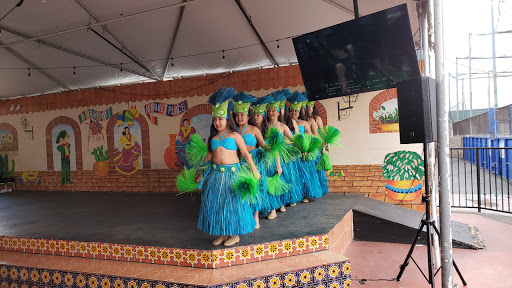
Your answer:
[267,209,277,220]
[254,211,260,229]
[212,235,227,246]
[279,206,286,212]
[290,203,297,206]
[224,235,240,246]
[302,198,310,203]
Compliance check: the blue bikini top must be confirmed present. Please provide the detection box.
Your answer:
[239,125,257,147]
[298,125,305,134]
[211,131,237,151]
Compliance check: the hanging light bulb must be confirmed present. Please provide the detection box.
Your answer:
[27,68,31,78]
[73,66,76,78]
[171,57,174,67]
[222,50,225,62]
[0,29,2,37]
[277,40,280,49]
[120,63,123,75]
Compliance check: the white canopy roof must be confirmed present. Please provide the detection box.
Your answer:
[0,0,420,99]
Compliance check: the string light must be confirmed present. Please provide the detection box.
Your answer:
[0,29,2,37]
[171,57,174,67]
[222,50,225,62]
[120,63,123,75]
[277,40,280,49]
[27,68,31,78]
[73,66,76,77]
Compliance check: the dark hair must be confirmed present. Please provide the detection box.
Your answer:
[207,114,239,153]
[122,127,130,136]
[306,104,319,119]
[249,109,268,141]
[183,118,189,124]
[299,107,307,120]
[283,108,297,133]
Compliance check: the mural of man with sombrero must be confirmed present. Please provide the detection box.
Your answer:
[56,130,73,186]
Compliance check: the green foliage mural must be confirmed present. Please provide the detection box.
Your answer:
[91,145,109,162]
[382,151,424,181]
[0,154,15,178]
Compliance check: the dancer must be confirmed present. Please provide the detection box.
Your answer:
[233,91,269,229]
[266,92,303,210]
[302,93,329,195]
[286,91,323,201]
[180,87,261,247]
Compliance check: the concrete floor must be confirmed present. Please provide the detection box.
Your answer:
[346,212,512,287]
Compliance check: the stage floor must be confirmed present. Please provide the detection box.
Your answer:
[0,191,357,250]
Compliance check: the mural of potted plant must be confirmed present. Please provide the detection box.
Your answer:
[91,145,109,176]
[373,103,399,132]
[382,150,424,202]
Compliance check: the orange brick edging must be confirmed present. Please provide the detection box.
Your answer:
[328,165,426,213]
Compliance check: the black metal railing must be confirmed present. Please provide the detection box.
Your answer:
[450,147,512,213]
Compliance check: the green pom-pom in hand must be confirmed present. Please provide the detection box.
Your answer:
[316,152,333,171]
[185,133,208,168]
[318,125,342,146]
[177,168,200,193]
[266,174,290,196]
[233,166,260,204]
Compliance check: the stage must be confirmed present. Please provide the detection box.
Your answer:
[0,191,481,287]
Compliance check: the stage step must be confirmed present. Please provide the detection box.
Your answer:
[0,250,351,288]
[352,196,485,249]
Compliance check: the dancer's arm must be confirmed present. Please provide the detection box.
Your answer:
[233,133,261,180]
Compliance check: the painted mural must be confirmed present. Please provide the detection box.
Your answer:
[52,126,75,186]
[382,150,423,202]
[144,100,188,125]
[77,107,113,148]
[174,113,211,168]
[369,88,400,134]
[91,145,109,176]
[0,131,15,151]
[113,123,142,175]
[18,171,42,185]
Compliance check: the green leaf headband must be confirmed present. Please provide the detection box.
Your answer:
[307,101,316,107]
[269,101,280,110]
[301,102,307,108]
[289,101,302,111]
[212,100,230,118]
[253,103,268,115]
[233,100,251,114]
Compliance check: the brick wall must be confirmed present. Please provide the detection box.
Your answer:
[14,164,425,212]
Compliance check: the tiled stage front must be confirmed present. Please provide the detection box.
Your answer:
[0,192,353,287]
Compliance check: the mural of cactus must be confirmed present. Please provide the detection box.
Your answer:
[91,145,109,162]
[0,153,15,178]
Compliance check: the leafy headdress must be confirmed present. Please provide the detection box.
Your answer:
[288,91,304,111]
[208,87,236,118]
[252,95,273,116]
[232,91,256,115]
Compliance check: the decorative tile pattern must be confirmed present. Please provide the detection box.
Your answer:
[0,260,351,288]
[0,234,330,269]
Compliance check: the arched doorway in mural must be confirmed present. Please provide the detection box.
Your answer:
[166,104,212,169]
[0,123,19,151]
[46,116,83,186]
[107,107,151,175]
[369,88,399,134]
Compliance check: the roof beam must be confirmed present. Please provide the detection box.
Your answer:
[234,0,279,67]
[0,25,157,81]
[1,43,70,91]
[321,0,355,16]
[74,0,162,81]
[163,0,187,78]
[0,0,200,49]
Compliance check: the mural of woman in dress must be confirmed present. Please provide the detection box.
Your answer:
[113,126,142,175]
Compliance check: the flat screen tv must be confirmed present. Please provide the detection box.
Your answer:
[292,4,420,100]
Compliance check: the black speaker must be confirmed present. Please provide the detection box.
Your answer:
[396,77,437,144]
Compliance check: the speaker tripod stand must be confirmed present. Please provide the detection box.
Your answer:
[396,143,467,287]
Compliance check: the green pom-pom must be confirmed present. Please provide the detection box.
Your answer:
[266,174,290,196]
[291,133,322,161]
[176,168,200,193]
[185,133,208,168]
[318,125,342,146]
[264,127,301,167]
[234,166,259,203]
[316,152,332,171]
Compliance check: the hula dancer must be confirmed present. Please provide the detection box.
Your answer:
[266,93,303,210]
[180,87,261,247]
[233,91,269,229]
[286,91,323,202]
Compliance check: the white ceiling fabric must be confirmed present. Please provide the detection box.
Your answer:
[0,0,420,99]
